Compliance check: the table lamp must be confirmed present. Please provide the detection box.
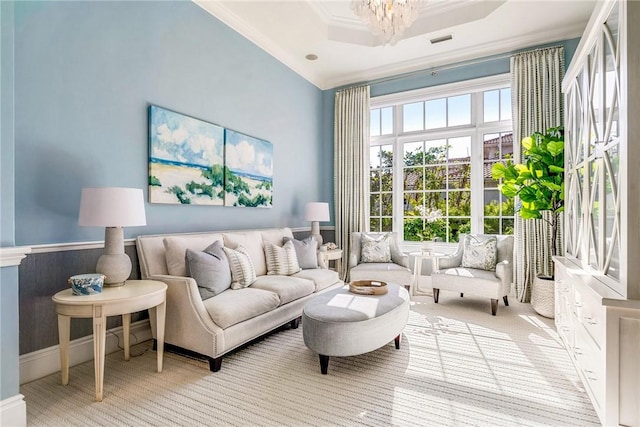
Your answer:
[78,187,147,286]
[304,202,330,247]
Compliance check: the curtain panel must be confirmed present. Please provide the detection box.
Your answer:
[334,85,370,280]
[510,46,565,302]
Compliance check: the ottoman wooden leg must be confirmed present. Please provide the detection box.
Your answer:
[319,354,329,375]
[395,334,400,350]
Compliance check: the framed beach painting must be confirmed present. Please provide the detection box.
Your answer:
[148,105,225,205]
[224,129,273,208]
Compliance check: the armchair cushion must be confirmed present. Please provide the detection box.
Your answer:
[360,233,392,263]
[461,235,498,271]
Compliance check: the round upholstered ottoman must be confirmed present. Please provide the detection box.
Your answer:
[302,282,410,374]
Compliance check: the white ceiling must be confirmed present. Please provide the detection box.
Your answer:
[195,0,596,90]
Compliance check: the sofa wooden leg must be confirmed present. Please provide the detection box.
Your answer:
[290,316,301,329]
[319,355,329,375]
[208,357,222,372]
[460,293,464,298]
[491,299,498,316]
[503,295,509,306]
[394,334,400,350]
[433,288,440,303]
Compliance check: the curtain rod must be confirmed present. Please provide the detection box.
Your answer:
[335,44,564,92]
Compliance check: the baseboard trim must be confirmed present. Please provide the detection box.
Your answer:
[20,319,152,385]
[0,394,26,427]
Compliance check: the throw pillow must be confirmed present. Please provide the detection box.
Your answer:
[222,245,257,289]
[461,235,498,271]
[283,236,318,269]
[360,233,392,263]
[264,240,301,276]
[185,241,232,300]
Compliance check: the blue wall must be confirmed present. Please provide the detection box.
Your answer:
[14,1,327,245]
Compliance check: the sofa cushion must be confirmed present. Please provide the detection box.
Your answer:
[223,231,267,276]
[223,245,257,289]
[203,287,280,329]
[185,241,232,300]
[163,234,224,277]
[264,240,301,276]
[261,227,294,246]
[360,233,392,263]
[292,268,340,292]
[461,235,497,271]
[283,236,318,269]
[251,275,315,305]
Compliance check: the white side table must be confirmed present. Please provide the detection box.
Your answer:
[324,248,343,273]
[52,279,167,401]
[410,251,444,297]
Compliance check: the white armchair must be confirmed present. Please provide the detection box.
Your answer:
[348,232,412,288]
[431,234,514,315]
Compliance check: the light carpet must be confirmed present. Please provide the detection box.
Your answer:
[21,294,599,426]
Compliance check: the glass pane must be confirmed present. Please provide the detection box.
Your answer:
[381,217,393,232]
[484,161,500,187]
[404,168,422,191]
[404,192,420,215]
[484,190,501,215]
[403,217,422,241]
[450,218,471,242]
[381,193,393,216]
[381,107,394,135]
[380,169,393,191]
[370,146,380,169]
[449,163,471,189]
[500,88,512,121]
[449,191,471,216]
[370,218,380,232]
[448,136,471,162]
[425,166,445,190]
[370,109,380,136]
[425,98,446,129]
[483,133,500,160]
[502,219,514,235]
[484,90,500,122]
[484,218,499,234]
[370,170,380,192]
[501,132,514,159]
[370,194,380,216]
[448,94,471,126]
[380,145,393,168]
[502,194,514,215]
[403,102,424,132]
[403,141,424,166]
[424,139,447,164]
[589,160,600,268]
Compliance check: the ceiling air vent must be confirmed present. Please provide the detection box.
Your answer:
[430,35,453,44]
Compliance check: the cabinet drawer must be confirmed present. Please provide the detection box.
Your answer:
[574,324,604,411]
[573,284,605,348]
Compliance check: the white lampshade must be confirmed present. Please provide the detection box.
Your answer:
[304,202,330,222]
[78,187,146,286]
[79,187,146,227]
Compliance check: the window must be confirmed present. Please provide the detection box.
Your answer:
[369,75,514,242]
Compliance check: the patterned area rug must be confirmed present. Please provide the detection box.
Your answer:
[22,294,599,426]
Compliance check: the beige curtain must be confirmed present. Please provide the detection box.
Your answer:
[511,46,564,302]
[334,86,370,280]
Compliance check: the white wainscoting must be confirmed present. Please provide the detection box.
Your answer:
[0,394,26,427]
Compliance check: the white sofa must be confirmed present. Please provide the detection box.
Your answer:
[136,227,343,371]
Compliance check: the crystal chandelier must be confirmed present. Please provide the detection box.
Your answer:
[352,0,422,46]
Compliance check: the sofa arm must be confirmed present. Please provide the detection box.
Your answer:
[494,260,512,288]
[437,254,462,270]
[146,274,225,357]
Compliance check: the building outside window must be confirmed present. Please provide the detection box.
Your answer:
[369,75,514,243]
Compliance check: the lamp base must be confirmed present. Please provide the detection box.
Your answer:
[97,227,132,286]
[310,221,323,248]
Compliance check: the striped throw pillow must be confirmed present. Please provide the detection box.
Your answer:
[222,245,257,289]
[265,240,301,276]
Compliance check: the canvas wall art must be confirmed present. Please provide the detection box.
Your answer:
[224,129,273,208]
[148,106,225,205]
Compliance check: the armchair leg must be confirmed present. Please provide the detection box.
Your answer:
[433,289,440,303]
[460,293,464,298]
[491,299,498,316]
[503,296,509,306]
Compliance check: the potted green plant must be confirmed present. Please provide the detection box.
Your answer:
[491,126,564,317]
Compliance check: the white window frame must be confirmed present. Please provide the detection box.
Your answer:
[369,74,514,244]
